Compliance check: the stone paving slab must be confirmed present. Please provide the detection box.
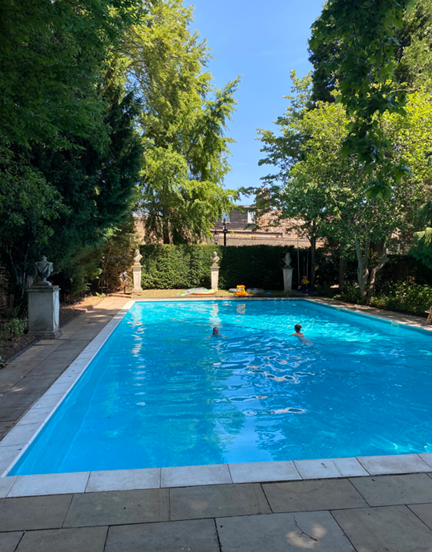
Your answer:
[0,494,72,531]
[105,519,220,552]
[0,476,16,498]
[419,453,432,469]
[170,483,271,521]
[350,474,432,506]
[63,489,169,528]
[55,340,92,351]
[0,422,42,448]
[0,531,23,552]
[8,472,90,497]
[15,526,107,552]
[161,463,232,487]
[229,461,301,483]
[408,503,432,531]
[85,468,160,493]
[0,408,25,423]
[0,421,14,441]
[263,479,368,513]
[217,511,355,552]
[0,445,24,475]
[294,457,369,479]
[358,454,431,475]
[332,505,432,552]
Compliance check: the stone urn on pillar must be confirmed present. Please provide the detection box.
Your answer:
[283,252,293,293]
[28,256,62,339]
[210,252,220,290]
[132,249,143,295]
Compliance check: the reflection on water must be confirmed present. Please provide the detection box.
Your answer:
[10,300,432,475]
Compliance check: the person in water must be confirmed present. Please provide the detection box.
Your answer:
[291,324,305,338]
[207,326,228,339]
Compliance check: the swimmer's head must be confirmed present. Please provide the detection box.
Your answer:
[294,324,302,333]
[212,327,219,335]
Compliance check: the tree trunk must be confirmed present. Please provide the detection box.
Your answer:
[367,243,387,298]
[339,245,347,291]
[310,237,316,288]
[355,238,369,298]
[162,212,170,244]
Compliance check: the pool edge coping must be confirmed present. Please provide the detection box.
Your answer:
[1,297,431,498]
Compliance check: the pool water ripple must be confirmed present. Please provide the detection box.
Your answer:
[9,299,432,475]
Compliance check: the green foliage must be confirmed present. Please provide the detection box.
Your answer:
[0,1,145,306]
[140,245,298,290]
[0,318,27,340]
[335,282,432,315]
[411,202,432,270]
[255,73,432,298]
[123,0,239,244]
[0,0,145,149]
[398,0,432,88]
[309,0,413,197]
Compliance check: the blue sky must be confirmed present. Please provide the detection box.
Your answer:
[189,0,325,203]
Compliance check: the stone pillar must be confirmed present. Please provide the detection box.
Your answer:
[210,251,220,290]
[28,286,62,339]
[132,249,143,294]
[211,267,219,290]
[283,268,293,293]
[133,265,142,293]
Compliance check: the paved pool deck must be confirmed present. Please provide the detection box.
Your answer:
[1,296,432,551]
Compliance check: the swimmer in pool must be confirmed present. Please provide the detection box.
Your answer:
[291,324,314,346]
[291,324,305,338]
[206,326,228,339]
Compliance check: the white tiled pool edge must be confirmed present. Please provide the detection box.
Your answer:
[1,297,431,498]
[0,300,135,479]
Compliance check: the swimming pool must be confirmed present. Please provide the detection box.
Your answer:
[9,299,432,476]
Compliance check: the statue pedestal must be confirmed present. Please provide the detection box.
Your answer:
[283,268,293,293]
[211,267,219,290]
[28,286,62,339]
[132,264,142,294]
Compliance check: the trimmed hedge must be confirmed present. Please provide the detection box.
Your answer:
[140,245,299,290]
[140,245,432,291]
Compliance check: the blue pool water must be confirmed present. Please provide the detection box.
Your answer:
[10,300,432,476]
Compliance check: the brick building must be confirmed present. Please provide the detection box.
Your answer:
[210,206,314,248]
[134,206,319,248]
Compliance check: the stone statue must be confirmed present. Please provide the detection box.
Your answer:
[211,251,220,268]
[35,256,53,286]
[134,249,143,265]
[284,252,292,268]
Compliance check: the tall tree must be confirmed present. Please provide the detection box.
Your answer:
[122,0,239,244]
[0,1,145,299]
[309,0,413,198]
[255,75,431,297]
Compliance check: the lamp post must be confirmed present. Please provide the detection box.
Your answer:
[223,221,228,246]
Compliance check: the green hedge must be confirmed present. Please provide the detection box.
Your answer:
[139,245,432,291]
[140,245,298,290]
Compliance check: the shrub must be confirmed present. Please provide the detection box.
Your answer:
[139,245,298,290]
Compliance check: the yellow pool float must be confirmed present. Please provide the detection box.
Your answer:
[235,285,248,297]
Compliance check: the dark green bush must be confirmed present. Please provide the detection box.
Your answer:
[140,245,298,290]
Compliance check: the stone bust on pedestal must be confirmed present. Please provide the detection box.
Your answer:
[283,251,293,292]
[211,252,220,289]
[132,249,143,294]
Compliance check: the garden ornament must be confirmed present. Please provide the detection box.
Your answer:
[35,256,53,286]
[211,251,220,268]
[284,252,292,268]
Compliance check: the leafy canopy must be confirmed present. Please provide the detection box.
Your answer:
[309,0,414,198]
